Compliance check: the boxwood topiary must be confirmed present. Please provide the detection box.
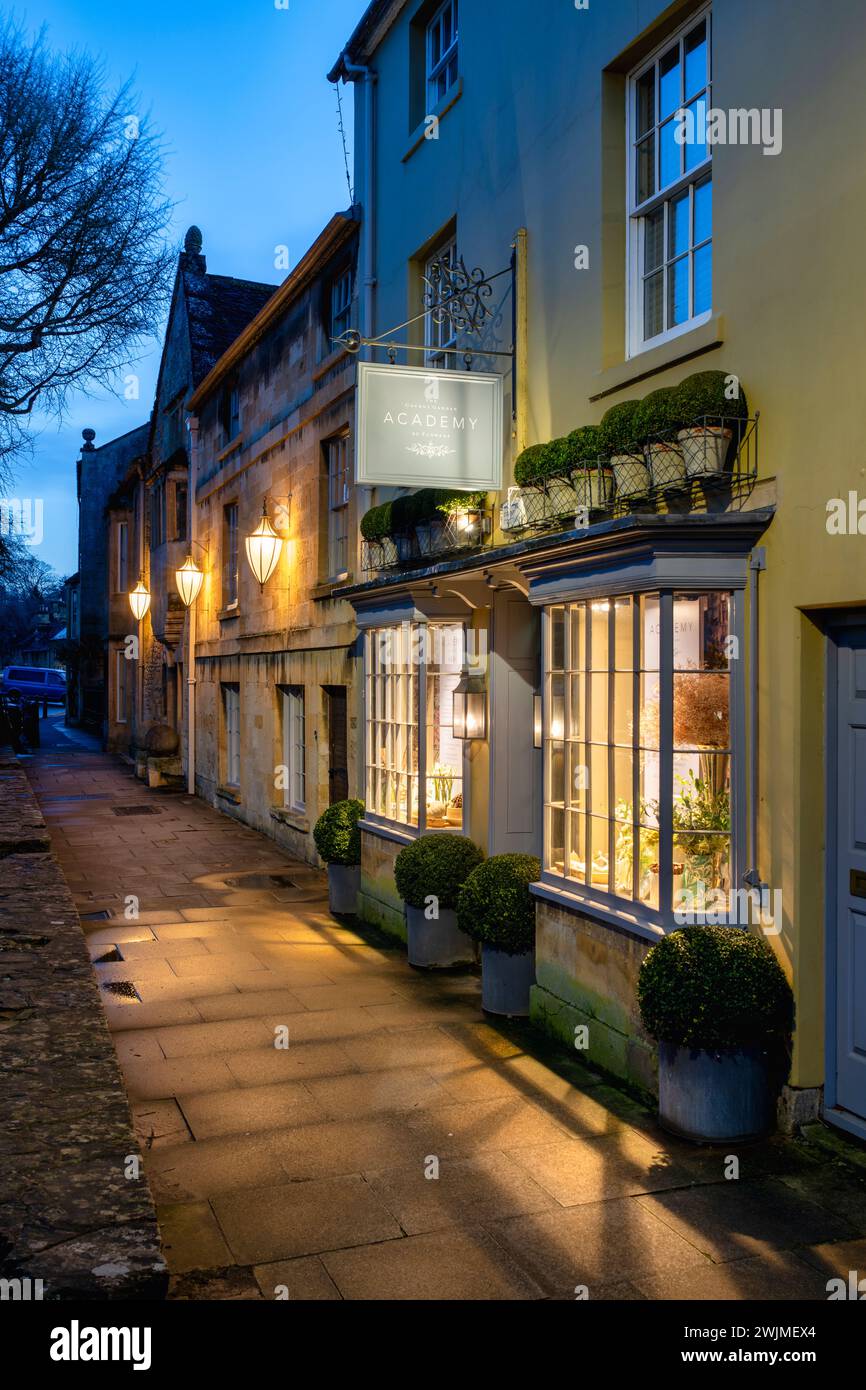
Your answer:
[637,924,794,1052]
[360,501,394,542]
[675,370,748,425]
[313,798,365,865]
[599,399,642,458]
[394,833,484,911]
[565,424,604,469]
[457,853,541,956]
[513,442,550,487]
[633,386,683,441]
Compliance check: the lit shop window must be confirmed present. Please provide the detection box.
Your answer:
[544,591,732,920]
[365,621,465,831]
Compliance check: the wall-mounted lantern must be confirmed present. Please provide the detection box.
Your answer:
[245,500,283,590]
[175,553,204,608]
[452,673,487,741]
[129,578,151,621]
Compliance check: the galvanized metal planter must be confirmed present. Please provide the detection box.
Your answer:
[405,905,474,969]
[328,863,360,914]
[481,944,535,1016]
[658,1040,778,1142]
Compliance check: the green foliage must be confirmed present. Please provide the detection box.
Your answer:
[313,798,364,865]
[565,424,604,468]
[394,833,484,910]
[435,490,487,516]
[360,501,394,542]
[633,386,683,440]
[457,853,541,955]
[676,370,748,425]
[637,924,795,1051]
[599,399,642,458]
[513,443,550,487]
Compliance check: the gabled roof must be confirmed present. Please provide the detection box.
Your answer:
[183,268,278,388]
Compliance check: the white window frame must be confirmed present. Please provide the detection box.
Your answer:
[626,7,713,358]
[426,0,459,110]
[223,684,241,788]
[541,584,744,936]
[115,649,128,724]
[364,620,467,834]
[116,521,128,594]
[326,435,350,581]
[424,235,457,366]
[330,268,353,343]
[282,686,306,813]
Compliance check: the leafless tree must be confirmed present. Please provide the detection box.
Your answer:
[0,20,174,483]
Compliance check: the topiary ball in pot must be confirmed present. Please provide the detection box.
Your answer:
[313,798,365,915]
[395,834,483,968]
[513,442,551,488]
[634,387,686,490]
[674,371,749,479]
[638,924,794,1142]
[458,853,541,1015]
[566,424,611,511]
[600,399,648,499]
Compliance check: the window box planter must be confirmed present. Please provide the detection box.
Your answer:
[611,453,651,499]
[394,532,417,563]
[646,440,687,491]
[678,425,733,479]
[573,465,614,513]
[543,477,577,521]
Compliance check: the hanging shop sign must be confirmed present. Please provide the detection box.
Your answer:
[356,361,503,491]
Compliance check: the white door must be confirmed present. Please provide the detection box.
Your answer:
[830,624,866,1135]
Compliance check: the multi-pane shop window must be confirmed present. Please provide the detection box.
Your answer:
[281,686,306,813]
[365,621,465,830]
[326,435,350,580]
[629,9,712,352]
[544,591,733,923]
[223,502,239,608]
[223,684,241,788]
[427,0,458,108]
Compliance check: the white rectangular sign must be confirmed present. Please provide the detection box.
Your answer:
[356,361,504,491]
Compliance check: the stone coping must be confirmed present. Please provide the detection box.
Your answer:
[0,747,167,1300]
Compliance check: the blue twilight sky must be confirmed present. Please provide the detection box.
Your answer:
[9,0,363,576]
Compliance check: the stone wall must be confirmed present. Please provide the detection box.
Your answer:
[530,896,657,1097]
[358,826,407,943]
[0,749,166,1299]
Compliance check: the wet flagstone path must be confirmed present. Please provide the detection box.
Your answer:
[24,727,866,1300]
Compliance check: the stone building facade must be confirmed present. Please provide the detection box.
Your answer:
[185,211,362,865]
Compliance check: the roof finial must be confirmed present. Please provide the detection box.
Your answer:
[184,225,203,256]
[81,428,96,453]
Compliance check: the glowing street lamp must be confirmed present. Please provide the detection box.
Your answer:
[245,501,283,590]
[129,578,151,621]
[175,553,204,608]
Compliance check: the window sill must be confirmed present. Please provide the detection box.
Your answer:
[403,77,463,163]
[218,606,240,622]
[218,432,244,462]
[313,345,352,383]
[217,786,241,805]
[271,806,309,833]
[359,817,418,847]
[531,877,665,945]
[312,577,351,601]
[590,315,725,403]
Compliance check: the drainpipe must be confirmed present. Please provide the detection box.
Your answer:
[338,52,377,560]
[185,414,199,796]
[744,546,767,893]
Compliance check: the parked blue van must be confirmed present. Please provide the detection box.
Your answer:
[0,666,67,704]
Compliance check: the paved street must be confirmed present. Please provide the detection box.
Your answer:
[22,721,866,1301]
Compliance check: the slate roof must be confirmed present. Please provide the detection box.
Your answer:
[183,266,278,388]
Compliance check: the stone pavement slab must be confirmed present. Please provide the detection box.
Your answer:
[23,739,866,1302]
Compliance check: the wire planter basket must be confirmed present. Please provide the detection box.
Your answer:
[362,508,493,574]
[499,414,759,536]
